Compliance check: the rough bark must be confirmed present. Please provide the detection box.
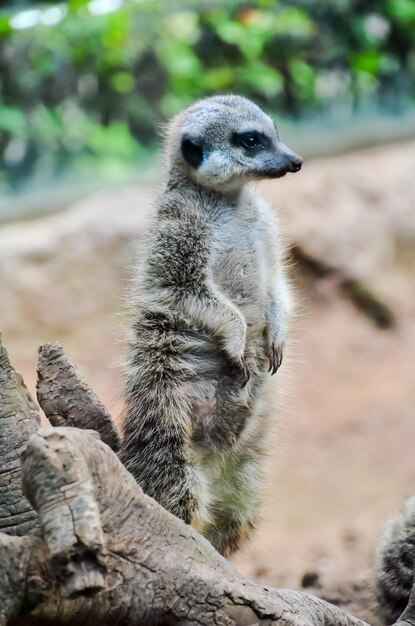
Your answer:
[0,336,409,626]
[0,335,39,536]
[37,341,120,451]
[1,425,371,626]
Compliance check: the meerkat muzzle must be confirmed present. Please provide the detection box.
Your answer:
[277,142,303,174]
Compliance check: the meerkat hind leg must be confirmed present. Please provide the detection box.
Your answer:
[203,456,262,556]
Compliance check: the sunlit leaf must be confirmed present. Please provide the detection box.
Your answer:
[201,67,234,90]
[236,62,283,97]
[0,16,12,36]
[273,7,314,37]
[290,59,316,99]
[165,11,200,44]
[352,50,381,75]
[88,121,138,159]
[0,105,27,135]
[111,71,135,93]
[387,0,415,22]
[68,0,90,14]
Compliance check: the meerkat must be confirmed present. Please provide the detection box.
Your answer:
[375,497,415,623]
[120,95,302,556]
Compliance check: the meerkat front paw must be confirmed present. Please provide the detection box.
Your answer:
[264,327,285,375]
[266,341,284,375]
[222,316,249,386]
[233,356,250,387]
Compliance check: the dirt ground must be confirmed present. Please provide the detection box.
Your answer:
[1,141,415,620]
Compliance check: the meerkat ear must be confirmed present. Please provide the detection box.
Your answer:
[181,136,204,169]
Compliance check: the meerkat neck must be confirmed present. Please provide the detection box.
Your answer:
[166,165,243,203]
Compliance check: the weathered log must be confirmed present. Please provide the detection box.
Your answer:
[1,425,370,626]
[0,338,409,626]
[21,428,107,599]
[37,342,121,451]
[0,334,39,536]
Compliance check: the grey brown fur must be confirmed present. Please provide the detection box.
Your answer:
[375,497,415,624]
[120,95,302,556]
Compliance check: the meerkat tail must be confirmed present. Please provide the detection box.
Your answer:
[375,497,415,624]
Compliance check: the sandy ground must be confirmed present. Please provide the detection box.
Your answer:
[1,141,415,615]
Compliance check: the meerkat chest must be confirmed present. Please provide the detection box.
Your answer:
[211,210,269,315]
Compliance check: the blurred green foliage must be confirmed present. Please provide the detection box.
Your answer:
[0,0,415,191]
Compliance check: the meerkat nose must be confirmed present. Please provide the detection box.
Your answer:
[278,143,303,174]
[289,155,303,173]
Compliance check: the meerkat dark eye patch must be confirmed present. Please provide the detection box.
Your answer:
[232,131,270,151]
[181,138,204,169]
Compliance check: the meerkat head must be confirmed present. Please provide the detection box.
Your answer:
[167,95,302,192]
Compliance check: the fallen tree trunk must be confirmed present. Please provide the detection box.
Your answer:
[0,335,407,626]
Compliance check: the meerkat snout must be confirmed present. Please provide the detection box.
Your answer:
[277,143,303,173]
[259,141,303,179]
[168,95,302,191]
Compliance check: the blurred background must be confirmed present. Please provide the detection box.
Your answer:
[1,0,415,615]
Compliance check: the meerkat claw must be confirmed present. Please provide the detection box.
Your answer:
[273,351,283,375]
[268,343,283,376]
[234,358,250,387]
[241,366,250,388]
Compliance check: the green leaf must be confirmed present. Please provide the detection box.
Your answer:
[165,11,200,44]
[88,121,138,159]
[201,67,234,91]
[273,8,314,37]
[0,105,27,136]
[236,62,283,97]
[290,59,315,87]
[111,71,135,93]
[67,0,90,14]
[0,16,12,37]
[387,0,415,22]
[352,50,381,75]
[290,59,316,99]
[157,40,201,78]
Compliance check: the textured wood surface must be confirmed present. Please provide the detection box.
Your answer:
[0,336,400,626]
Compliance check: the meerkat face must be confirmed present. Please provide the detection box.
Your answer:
[168,95,302,191]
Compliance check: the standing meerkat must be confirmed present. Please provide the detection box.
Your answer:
[120,95,302,556]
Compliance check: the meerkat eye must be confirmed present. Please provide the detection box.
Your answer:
[181,137,204,168]
[232,131,269,151]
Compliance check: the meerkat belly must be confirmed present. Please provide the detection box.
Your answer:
[189,335,270,460]
[182,217,273,525]
[185,219,271,453]
[212,220,269,331]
